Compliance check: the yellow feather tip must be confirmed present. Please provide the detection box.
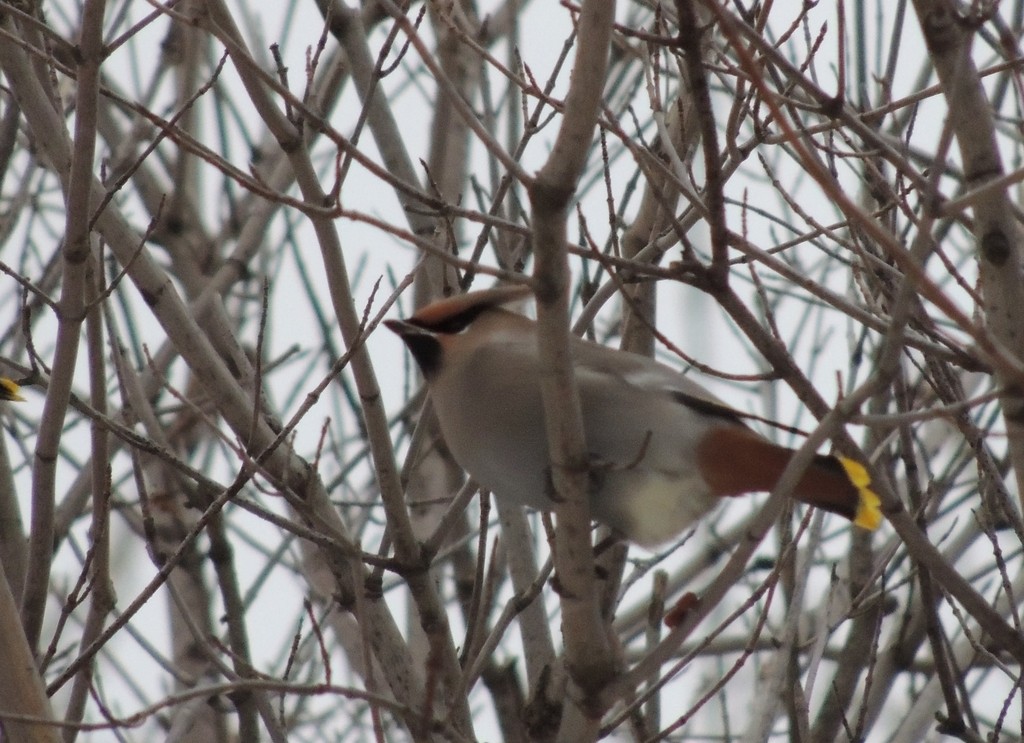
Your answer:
[837,456,882,531]
[0,378,25,402]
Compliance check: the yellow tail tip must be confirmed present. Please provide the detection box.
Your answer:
[0,378,25,402]
[837,456,882,530]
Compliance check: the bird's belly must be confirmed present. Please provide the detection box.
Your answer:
[452,435,554,511]
[592,469,717,547]
[432,390,554,511]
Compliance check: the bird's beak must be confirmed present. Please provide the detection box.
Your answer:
[383,318,417,337]
[385,318,444,379]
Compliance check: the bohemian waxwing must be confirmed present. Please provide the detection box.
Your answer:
[386,286,881,547]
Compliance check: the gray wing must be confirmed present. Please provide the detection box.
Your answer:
[570,335,747,426]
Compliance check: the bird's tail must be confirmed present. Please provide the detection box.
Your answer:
[697,426,881,530]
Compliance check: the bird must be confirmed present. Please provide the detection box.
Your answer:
[0,378,24,402]
[385,286,881,547]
